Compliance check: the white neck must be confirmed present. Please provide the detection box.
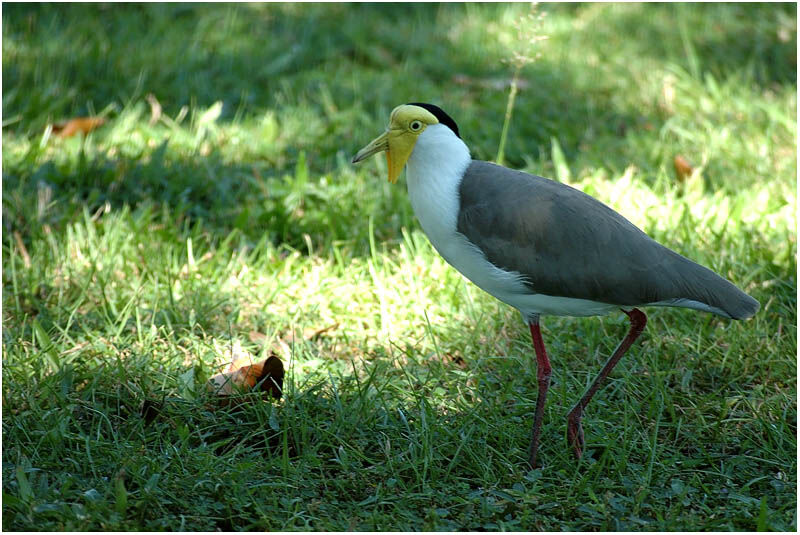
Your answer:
[404,124,539,311]
[405,124,471,252]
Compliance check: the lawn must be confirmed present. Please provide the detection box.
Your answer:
[2,3,796,531]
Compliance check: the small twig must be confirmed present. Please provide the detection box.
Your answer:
[496,66,521,166]
[496,2,548,165]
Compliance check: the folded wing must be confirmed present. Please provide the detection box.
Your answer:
[457,161,759,319]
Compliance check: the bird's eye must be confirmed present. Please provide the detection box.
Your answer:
[409,120,423,132]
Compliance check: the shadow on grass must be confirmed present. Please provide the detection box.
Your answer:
[3,333,795,530]
[4,3,794,163]
[4,4,794,253]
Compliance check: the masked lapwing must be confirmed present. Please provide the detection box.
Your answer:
[352,103,759,468]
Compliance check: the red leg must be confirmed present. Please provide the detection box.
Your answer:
[567,308,647,459]
[528,315,552,469]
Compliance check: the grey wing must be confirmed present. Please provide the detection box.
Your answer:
[457,161,758,319]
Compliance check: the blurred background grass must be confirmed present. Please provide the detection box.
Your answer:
[2,3,796,531]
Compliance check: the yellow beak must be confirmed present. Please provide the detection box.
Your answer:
[351,129,415,184]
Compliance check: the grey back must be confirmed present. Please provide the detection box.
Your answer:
[456,161,759,319]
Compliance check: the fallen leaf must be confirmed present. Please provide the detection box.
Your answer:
[208,354,284,402]
[674,155,693,182]
[51,117,107,138]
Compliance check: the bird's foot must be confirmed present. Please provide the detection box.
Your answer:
[566,408,585,459]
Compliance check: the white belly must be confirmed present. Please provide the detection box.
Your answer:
[430,229,618,318]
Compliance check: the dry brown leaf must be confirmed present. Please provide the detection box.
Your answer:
[207,354,284,401]
[674,155,693,182]
[51,117,107,138]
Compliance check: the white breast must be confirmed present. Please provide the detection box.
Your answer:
[405,125,618,319]
[406,127,529,301]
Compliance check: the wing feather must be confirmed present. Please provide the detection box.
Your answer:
[456,161,758,319]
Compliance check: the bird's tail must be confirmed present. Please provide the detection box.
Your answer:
[664,253,759,320]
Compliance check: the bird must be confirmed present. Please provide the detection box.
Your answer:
[351,103,759,468]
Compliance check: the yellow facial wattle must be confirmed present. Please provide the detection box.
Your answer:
[351,104,439,183]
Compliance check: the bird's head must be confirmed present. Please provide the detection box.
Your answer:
[352,103,460,184]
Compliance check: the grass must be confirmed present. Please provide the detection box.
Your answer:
[2,3,796,531]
